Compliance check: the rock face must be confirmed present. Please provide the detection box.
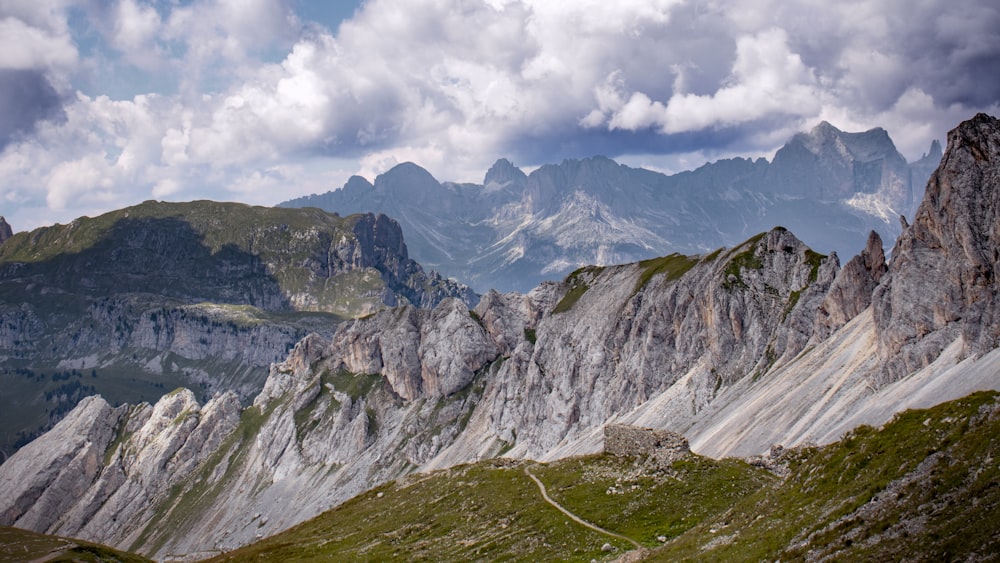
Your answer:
[874,113,1000,384]
[0,397,124,530]
[0,390,241,551]
[813,231,887,341]
[4,115,1000,563]
[0,217,11,244]
[282,122,935,293]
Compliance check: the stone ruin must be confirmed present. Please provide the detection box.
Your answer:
[603,424,690,467]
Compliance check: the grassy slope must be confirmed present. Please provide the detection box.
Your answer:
[0,200,356,265]
[0,526,151,563]
[203,392,1000,562]
[650,390,1000,561]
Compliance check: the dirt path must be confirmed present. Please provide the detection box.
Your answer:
[523,466,643,550]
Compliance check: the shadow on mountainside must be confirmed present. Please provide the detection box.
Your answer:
[4,216,293,311]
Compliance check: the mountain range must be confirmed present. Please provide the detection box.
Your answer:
[0,113,997,561]
[282,121,943,293]
[0,202,474,458]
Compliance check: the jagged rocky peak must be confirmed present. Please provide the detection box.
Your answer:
[0,396,125,531]
[483,158,527,187]
[768,119,909,202]
[924,139,944,162]
[352,212,410,263]
[804,121,897,160]
[813,230,887,341]
[0,217,11,244]
[324,298,498,401]
[874,113,1000,383]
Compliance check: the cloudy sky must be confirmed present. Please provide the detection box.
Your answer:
[1,0,998,231]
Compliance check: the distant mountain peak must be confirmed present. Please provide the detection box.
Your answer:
[810,120,841,135]
[343,175,374,191]
[374,162,440,195]
[483,158,527,186]
[924,139,944,161]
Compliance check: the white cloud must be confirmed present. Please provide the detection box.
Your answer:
[589,28,821,134]
[0,16,78,70]
[111,0,163,69]
[0,0,997,231]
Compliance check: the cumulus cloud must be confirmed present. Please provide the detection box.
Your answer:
[0,0,998,231]
[0,15,77,70]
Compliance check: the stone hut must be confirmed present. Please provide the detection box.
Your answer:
[603,424,690,466]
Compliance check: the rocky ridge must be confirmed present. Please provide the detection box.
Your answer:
[2,115,999,560]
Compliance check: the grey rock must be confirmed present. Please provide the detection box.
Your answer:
[0,217,11,244]
[874,113,1000,384]
[814,231,887,341]
[0,396,125,530]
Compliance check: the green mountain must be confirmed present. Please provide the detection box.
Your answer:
[0,200,474,458]
[206,391,1000,562]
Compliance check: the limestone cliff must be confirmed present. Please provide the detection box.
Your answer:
[873,113,1000,384]
[813,231,886,341]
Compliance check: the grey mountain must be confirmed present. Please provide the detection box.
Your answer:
[2,115,997,560]
[282,122,937,293]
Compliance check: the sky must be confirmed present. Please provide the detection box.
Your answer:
[1,0,998,231]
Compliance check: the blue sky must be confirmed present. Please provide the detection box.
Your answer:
[1,0,998,231]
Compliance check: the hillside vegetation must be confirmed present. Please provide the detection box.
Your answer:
[206,391,1000,562]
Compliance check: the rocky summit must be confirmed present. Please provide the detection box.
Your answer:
[283,121,937,293]
[1,114,999,561]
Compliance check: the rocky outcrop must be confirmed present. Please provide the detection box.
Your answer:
[0,390,241,550]
[874,113,1000,384]
[330,299,499,400]
[603,425,689,466]
[0,396,126,530]
[471,228,837,460]
[813,231,887,341]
